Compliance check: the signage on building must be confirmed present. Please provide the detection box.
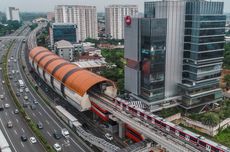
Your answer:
[125,16,132,25]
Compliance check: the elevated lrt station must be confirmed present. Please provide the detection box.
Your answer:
[29,47,230,152]
[29,46,117,112]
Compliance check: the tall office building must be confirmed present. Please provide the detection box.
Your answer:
[105,5,138,39]
[125,0,225,110]
[6,7,20,22]
[49,23,77,48]
[54,5,98,41]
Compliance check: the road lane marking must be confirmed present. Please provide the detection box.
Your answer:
[32,112,36,117]
[21,128,25,133]
[5,111,8,116]
[21,142,24,147]
[47,131,51,136]
[0,118,18,152]
[46,120,50,125]
[16,119,19,123]
[14,129,18,135]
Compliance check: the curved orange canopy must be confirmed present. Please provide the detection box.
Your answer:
[29,47,115,96]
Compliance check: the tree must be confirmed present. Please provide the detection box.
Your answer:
[224,74,230,88]
[201,112,220,127]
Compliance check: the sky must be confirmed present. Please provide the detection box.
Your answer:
[0,0,230,13]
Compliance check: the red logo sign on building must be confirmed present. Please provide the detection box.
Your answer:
[125,16,132,25]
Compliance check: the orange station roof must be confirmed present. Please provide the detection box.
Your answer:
[29,47,115,96]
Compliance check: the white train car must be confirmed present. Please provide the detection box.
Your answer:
[29,47,117,111]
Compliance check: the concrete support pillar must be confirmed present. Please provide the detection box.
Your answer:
[118,121,125,139]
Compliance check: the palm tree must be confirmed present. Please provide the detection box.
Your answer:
[201,112,219,127]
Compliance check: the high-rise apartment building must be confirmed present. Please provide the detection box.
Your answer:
[105,5,138,39]
[6,7,20,22]
[125,0,225,110]
[54,5,98,41]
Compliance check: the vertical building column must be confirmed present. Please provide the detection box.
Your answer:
[118,120,125,138]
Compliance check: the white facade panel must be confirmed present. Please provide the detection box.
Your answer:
[154,1,185,98]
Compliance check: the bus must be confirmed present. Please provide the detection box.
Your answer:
[18,80,24,88]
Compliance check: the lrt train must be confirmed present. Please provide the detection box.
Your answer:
[29,47,117,111]
[90,93,230,152]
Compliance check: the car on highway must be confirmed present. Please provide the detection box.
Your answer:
[14,109,19,114]
[105,133,113,141]
[0,67,2,71]
[33,99,38,104]
[19,88,23,93]
[1,80,5,84]
[0,95,4,100]
[53,143,62,152]
[24,95,28,100]
[29,137,37,144]
[7,121,13,128]
[14,59,17,63]
[25,88,29,93]
[4,103,10,109]
[0,105,4,111]
[37,122,43,129]
[16,92,20,97]
[21,135,27,142]
[53,131,62,140]
[30,104,36,110]
[23,102,29,108]
[61,128,69,138]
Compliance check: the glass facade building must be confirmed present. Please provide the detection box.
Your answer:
[125,0,225,109]
[179,1,225,108]
[50,23,77,47]
[140,19,167,101]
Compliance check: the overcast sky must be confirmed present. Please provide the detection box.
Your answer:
[0,0,230,13]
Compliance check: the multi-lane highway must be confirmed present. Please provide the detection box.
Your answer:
[8,24,93,152]
[0,26,45,152]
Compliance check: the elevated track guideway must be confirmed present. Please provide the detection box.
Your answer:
[89,92,211,152]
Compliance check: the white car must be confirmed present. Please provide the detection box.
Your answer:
[53,143,62,152]
[4,103,10,108]
[24,96,28,100]
[61,128,69,137]
[19,88,23,93]
[105,133,113,141]
[2,80,5,84]
[29,137,37,144]
[0,95,4,100]
[25,88,29,93]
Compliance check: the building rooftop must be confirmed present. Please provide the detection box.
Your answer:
[72,60,107,68]
[55,40,73,48]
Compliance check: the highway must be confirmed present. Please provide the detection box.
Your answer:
[0,26,45,152]
[10,24,93,152]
